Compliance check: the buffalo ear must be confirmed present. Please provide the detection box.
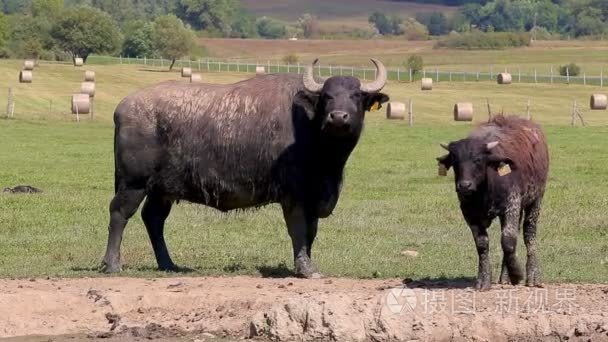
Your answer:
[294,90,320,120]
[487,154,516,170]
[364,92,389,112]
[436,153,452,175]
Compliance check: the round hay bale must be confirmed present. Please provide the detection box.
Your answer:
[497,73,512,85]
[71,94,90,114]
[256,66,265,74]
[181,67,192,77]
[190,73,202,83]
[421,78,433,91]
[454,102,473,121]
[74,58,84,67]
[23,60,35,70]
[80,81,96,98]
[386,102,406,120]
[84,70,95,82]
[19,70,32,83]
[590,94,608,110]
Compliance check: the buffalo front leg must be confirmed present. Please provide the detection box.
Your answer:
[499,195,524,286]
[468,222,492,291]
[282,204,323,279]
[141,195,176,271]
[523,199,543,287]
[102,188,146,273]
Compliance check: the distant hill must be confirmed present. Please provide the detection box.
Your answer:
[241,0,457,21]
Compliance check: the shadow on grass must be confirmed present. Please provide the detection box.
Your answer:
[256,262,296,278]
[138,68,173,73]
[404,276,476,289]
[70,265,197,274]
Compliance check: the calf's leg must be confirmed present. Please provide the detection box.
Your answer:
[523,198,543,287]
[467,219,492,291]
[499,194,524,285]
[102,187,146,273]
[141,194,176,271]
[282,204,322,279]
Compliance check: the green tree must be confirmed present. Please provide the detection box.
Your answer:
[230,9,257,38]
[177,0,240,36]
[153,14,195,70]
[255,16,286,39]
[298,13,319,38]
[406,54,424,74]
[51,6,122,63]
[369,12,392,35]
[0,12,6,48]
[121,20,155,57]
[30,0,64,18]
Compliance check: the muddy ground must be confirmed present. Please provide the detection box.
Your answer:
[1,276,607,341]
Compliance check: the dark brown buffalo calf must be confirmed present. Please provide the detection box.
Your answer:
[437,115,549,291]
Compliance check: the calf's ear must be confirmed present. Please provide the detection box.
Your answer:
[364,92,390,112]
[487,154,516,170]
[294,90,320,120]
[436,153,452,176]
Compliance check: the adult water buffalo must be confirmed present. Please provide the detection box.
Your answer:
[437,115,549,290]
[101,59,389,278]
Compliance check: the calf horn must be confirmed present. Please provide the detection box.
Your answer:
[303,59,324,93]
[361,58,387,93]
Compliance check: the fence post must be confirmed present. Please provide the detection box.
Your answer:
[397,68,400,81]
[566,67,570,84]
[408,99,413,127]
[6,87,13,118]
[409,68,412,83]
[550,66,553,84]
[534,69,537,83]
[120,55,122,64]
[476,71,480,82]
[351,67,354,77]
[449,71,452,82]
[583,72,586,85]
[490,65,493,80]
[329,64,332,76]
[436,68,439,82]
[363,68,366,80]
[518,68,521,82]
[463,71,466,82]
[602,69,604,87]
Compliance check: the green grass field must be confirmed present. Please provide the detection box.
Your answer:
[0,61,606,283]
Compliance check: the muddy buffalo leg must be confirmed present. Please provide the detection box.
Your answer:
[142,194,176,271]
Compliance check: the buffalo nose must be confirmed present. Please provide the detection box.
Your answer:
[457,181,473,191]
[328,111,349,126]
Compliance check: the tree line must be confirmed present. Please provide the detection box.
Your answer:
[0,0,308,65]
[370,0,608,39]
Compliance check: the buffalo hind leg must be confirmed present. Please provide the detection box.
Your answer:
[523,199,543,287]
[142,195,176,271]
[102,188,146,273]
[282,204,323,279]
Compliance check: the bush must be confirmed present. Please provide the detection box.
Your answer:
[256,17,287,39]
[559,63,580,76]
[282,54,298,64]
[435,30,530,50]
[400,17,429,41]
[406,55,424,74]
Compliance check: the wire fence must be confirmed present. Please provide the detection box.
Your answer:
[41,55,608,87]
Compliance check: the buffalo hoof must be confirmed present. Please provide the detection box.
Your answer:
[297,271,324,279]
[100,262,121,274]
[526,280,543,288]
[475,278,492,291]
[158,263,179,272]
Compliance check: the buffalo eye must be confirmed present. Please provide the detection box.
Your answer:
[350,92,362,100]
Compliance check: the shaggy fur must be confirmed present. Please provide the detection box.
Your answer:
[437,115,549,290]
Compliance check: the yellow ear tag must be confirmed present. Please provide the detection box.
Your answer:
[438,164,448,176]
[497,163,511,177]
[370,101,380,112]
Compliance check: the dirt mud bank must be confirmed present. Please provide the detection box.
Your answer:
[1,277,607,341]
